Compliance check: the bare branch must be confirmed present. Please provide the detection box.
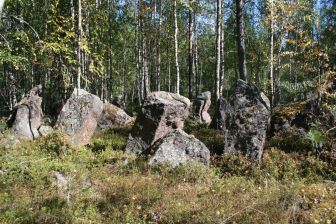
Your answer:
[10,15,40,41]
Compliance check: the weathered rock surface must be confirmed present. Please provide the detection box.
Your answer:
[193,91,212,124]
[7,85,43,140]
[56,88,103,147]
[38,125,53,137]
[213,79,271,161]
[96,103,135,131]
[148,129,210,167]
[125,91,191,154]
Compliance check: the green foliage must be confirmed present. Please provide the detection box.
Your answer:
[268,128,313,153]
[307,129,326,149]
[213,148,336,183]
[184,117,224,154]
[0,118,8,133]
[279,80,316,102]
[37,131,71,156]
[88,128,128,153]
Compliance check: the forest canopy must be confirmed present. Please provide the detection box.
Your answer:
[0,0,335,115]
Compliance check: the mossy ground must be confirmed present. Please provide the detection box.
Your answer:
[0,119,335,224]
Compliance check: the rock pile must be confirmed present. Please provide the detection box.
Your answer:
[126,91,210,166]
[125,91,191,154]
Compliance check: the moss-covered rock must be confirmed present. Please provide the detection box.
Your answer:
[271,99,335,155]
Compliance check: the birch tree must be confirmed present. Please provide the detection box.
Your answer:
[215,0,222,100]
[77,0,82,94]
[269,0,275,107]
[174,0,180,95]
[236,0,247,81]
[188,0,194,99]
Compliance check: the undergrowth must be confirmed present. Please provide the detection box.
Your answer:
[0,120,335,223]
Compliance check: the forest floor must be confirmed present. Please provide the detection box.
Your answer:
[0,118,335,224]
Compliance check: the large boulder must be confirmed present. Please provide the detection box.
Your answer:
[193,91,212,124]
[148,129,210,167]
[96,102,135,131]
[213,79,271,161]
[56,89,103,147]
[125,91,191,154]
[7,85,43,140]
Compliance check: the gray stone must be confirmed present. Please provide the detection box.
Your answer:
[213,79,271,162]
[96,102,135,131]
[149,129,210,167]
[193,91,212,124]
[7,85,43,140]
[53,171,69,188]
[125,91,191,154]
[38,125,53,137]
[56,88,103,147]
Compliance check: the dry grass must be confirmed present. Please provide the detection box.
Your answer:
[0,126,335,223]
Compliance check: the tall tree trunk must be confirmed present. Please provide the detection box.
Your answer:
[143,37,150,98]
[194,31,200,95]
[135,1,141,106]
[188,0,194,100]
[0,0,5,15]
[219,5,225,95]
[236,0,247,81]
[108,0,113,100]
[122,40,127,103]
[269,0,274,107]
[173,0,180,95]
[156,0,162,91]
[215,0,222,100]
[167,45,171,92]
[77,0,82,95]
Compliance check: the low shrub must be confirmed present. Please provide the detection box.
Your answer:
[268,127,313,153]
[88,129,128,153]
[1,125,335,223]
[184,117,224,154]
